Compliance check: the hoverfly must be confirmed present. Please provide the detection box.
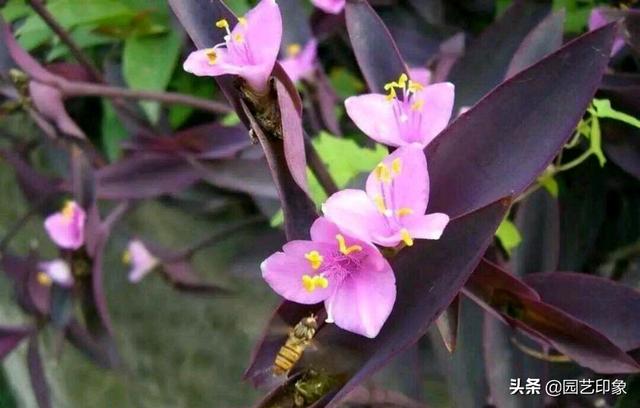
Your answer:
[273,314,318,376]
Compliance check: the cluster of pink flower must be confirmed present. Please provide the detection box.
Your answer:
[182,0,455,338]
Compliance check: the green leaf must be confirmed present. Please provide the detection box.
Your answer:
[16,0,136,50]
[593,98,640,129]
[1,0,31,22]
[168,70,216,128]
[123,30,182,123]
[589,114,606,167]
[46,27,115,61]
[101,100,128,161]
[270,132,387,226]
[221,113,241,127]
[329,68,365,100]
[495,219,522,255]
[224,0,251,14]
[537,174,559,197]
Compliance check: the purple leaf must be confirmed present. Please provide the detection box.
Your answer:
[505,9,565,79]
[447,0,551,108]
[247,198,509,406]
[275,79,309,194]
[345,0,408,93]
[510,189,560,275]
[0,326,32,359]
[64,320,118,369]
[124,123,251,160]
[434,295,459,353]
[524,272,640,352]
[162,261,229,295]
[28,81,85,139]
[95,153,200,200]
[427,25,616,218]
[465,262,640,374]
[0,150,61,203]
[27,335,51,408]
[241,101,317,240]
[194,157,278,199]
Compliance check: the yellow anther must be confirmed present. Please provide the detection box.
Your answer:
[396,207,414,216]
[373,195,387,214]
[238,16,248,26]
[287,43,301,57]
[302,274,329,292]
[336,234,362,255]
[411,99,425,111]
[304,250,323,270]
[233,33,244,43]
[205,48,218,65]
[122,250,131,265]
[61,200,74,219]
[408,80,424,93]
[302,275,315,292]
[391,158,402,174]
[313,275,329,289]
[37,272,52,287]
[397,73,408,87]
[400,229,414,246]
[374,163,392,183]
[215,19,229,29]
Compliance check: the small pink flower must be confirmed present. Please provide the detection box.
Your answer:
[311,0,345,14]
[588,7,625,56]
[123,240,159,283]
[182,0,282,93]
[279,39,317,83]
[44,200,86,250]
[38,259,74,288]
[345,73,454,148]
[323,146,449,247]
[261,217,395,338]
[409,67,432,86]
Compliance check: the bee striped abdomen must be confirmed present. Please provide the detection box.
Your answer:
[272,315,318,376]
[273,342,302,375]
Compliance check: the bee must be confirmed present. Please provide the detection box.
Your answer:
[273,315,318,376]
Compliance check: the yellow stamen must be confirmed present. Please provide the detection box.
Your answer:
[391,158,402,174]
[396,208,414,217]
[397,73,408,88]
[233,33,244,43]
[336,234,362,255]
[61,200,75,219]
[122,250,131,265]
[374,163,392,183]
[400,229,414,246]
[373,195,387,214]
[411,99,425,111]
[238,16,248,26]
[37,272,52,287]
[205,48,218,65]
[215,19,229,29]
[287,43,301,57]
[302,274,329,292]
[304,250,323,270]
[408,80,423,93]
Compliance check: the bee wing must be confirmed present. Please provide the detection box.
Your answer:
[250,366,288,391]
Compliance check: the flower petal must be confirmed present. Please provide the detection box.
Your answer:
[261,240,334,304]
[183,48,241,77]
[409,67,431,86]
[239,0,282,89]
[405,213,450,240]
[366,145,430,215]
[40,259,74,287]
[322,189,389,243]
[280,39,317,83]
[126,240,159,283]
[325,256,396,338]
[345,94,405,147]
[417,82,454,146]
[311,0,345,14]
[43,202,85,250]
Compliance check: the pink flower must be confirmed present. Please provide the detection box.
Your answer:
[588,7,625,56]
[261,217,395,338]
[345,73,454,148]
[38,259,74,288]
[312,0,345,14]
[409,67,432,86]
[182,0,282,93]
[323,146,449,247]
[123,240,159,283]
[44,200,86,250]
[279,39,317,83]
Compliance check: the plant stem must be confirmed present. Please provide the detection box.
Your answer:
[26,0,104,82]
